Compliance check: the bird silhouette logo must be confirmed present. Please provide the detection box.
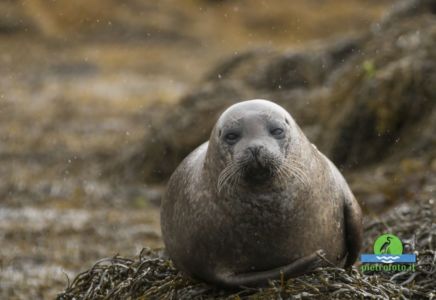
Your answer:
[373,234,403,255]
[379,236,393,254]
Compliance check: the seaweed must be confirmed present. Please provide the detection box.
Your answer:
[57,199,435,300]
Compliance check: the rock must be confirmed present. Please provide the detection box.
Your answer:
[115,81,248,182]
[117,0,436,183]
[0,1,34,34]
[249,37,363,90]
[319,14,436,168]
[379,0,436,29]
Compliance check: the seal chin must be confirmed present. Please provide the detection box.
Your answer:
[238,150,278,184]
[243,164,275,184]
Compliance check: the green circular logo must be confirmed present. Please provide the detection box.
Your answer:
[374,234,403,255]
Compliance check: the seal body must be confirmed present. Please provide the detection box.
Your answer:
[161,99,362,287]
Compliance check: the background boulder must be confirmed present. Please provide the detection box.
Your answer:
[117,2,436,183]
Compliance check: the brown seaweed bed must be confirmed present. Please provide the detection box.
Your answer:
[57,196,435,299]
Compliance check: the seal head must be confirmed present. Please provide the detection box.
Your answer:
[208,100,306,192]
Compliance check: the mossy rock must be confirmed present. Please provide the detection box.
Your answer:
[114,0,436,183]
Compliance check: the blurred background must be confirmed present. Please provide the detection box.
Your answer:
[0,0,435,299]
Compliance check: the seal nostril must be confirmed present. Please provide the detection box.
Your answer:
[248,146,260,157]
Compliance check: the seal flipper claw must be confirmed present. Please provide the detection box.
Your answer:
[213,250,326,288]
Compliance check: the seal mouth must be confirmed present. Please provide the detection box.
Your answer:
[244,166,273,183]
[239,147,278,184]
[242,156,276,184]
[217,150,284,194]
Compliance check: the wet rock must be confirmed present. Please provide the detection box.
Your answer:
[379,0,436,29]
[116,39,362,182]
[0,1,34,34]
[250,37,362,90]
[319,14,436,168]
[118,81,248,183]
[118,0,436,183]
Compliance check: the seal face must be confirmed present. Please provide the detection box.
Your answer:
[216,105,292,191]
[161,99,363,288]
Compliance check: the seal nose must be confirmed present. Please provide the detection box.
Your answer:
[248,145,263,158]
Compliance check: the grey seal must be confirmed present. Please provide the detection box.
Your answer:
[161,99,362,288]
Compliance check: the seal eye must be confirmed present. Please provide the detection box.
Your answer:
[270,128,284,137]
[224,132,240,144]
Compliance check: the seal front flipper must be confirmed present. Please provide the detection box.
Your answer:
[343,194,363,268]
[213,250,326,288]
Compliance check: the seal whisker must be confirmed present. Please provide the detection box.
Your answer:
[285,156,308,170]
[286,163,310,181]
[282,156,309,184]
[219,170,237,193]
[218,163,237,193]
[285,163,308,181]
[281,163,309,188]
[275,165,287,188]
[218,160,246,195]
